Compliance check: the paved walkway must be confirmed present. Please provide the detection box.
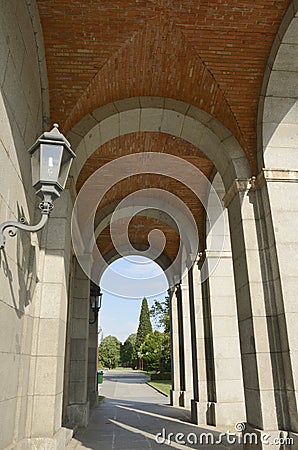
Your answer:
[66,370,242,450]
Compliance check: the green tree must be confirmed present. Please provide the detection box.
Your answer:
[98,335,121,369]
[140,330,164,371]
[150,296,171,372]
[150,296,170,333]
[135,297,153,367]
[121,333,136,368]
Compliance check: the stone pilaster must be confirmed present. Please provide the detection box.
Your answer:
[170,284,186,407]
[87,315,99,409]
[180,275,194,409]
[257,170,298,434]
[65,260,90,428]
[190,258,209,425]
[206,248,246,427]
[224,173,298,447]
[23,188,73,449]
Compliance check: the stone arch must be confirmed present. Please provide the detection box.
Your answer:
[94,201,179,240]
[258,0,298,170]
[95,204,177,289]
[256,1,298,436]
[101,248,172,282]
[68,97,250,191]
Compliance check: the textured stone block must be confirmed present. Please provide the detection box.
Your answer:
[181,116,204,146]
[37,319,65,357]
[84,124,101,157]
[140,108,163,132]
[72,114,98,138]
[100,114,119,144]
[160,110,184,137]
[267,70,298,97]
[39,283,65,320]
[119,109,140,135]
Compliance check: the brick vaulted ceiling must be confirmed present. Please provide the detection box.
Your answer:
[37,0,290,264]
[37,0,290,168]
[77,133,213,261]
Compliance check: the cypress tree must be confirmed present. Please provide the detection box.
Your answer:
[135,297,153,366]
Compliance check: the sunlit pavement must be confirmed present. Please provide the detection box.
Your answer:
[66,369,242,450]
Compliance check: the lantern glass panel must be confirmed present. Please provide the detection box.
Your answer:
[58,149,73,189]
[40,144,63,184]
[31,146,41,188]
[90,295,97,310]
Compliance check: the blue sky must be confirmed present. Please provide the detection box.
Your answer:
[99,256,168,343]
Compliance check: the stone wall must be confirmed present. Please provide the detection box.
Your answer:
[0,1,46,448]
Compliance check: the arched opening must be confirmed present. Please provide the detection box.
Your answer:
[99,255,169,342]
[61,43,297,440]
[64,96,254,432]
[101,255,168,295]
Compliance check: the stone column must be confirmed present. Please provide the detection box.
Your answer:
[24,188,74,448]
[87,316,99,409]
[258,170,298,441]
[170,286,183,407]
[65,260,90,428]
[191,257,209,425]
[180,274,194,408]
[206,248,246,427]
[200,258,217,425]
[225,177,297,448]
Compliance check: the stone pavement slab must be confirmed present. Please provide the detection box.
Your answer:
[66,370,242,450]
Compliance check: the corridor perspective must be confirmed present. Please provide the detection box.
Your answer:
[0,1,298,449]
[66,370,242,450]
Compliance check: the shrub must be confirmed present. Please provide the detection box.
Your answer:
[150,372,172,380]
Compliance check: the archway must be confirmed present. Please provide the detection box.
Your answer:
[64,87,297,443]
[99,255,169,370]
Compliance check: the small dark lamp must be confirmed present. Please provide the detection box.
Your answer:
[89,282,103,325]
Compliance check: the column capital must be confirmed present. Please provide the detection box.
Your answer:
[223,169,298,208]
[196,250,206,269]
[256,168,298,187]
[205,249,233,259]
[175,282,182,300]
[223,178,253,208]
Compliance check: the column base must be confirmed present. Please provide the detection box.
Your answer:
[65,401,90,428]
[88,391,98,409]
[215,401,246,427]
[243,424,298,449]
[170,389,183,407]
[14,427,73,450]
[191,400,246,428]
[191,400,215,425]
[170,390,192,408]
[180,390,193,409]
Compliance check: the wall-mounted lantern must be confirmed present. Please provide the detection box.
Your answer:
[89,282,103,325]
[0,124,76,249]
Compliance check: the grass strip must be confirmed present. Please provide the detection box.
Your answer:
[148,380,172,397]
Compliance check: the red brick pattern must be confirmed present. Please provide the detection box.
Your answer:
[37,0,290,172]
[78,132,213,260]
[97,217,180,263]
